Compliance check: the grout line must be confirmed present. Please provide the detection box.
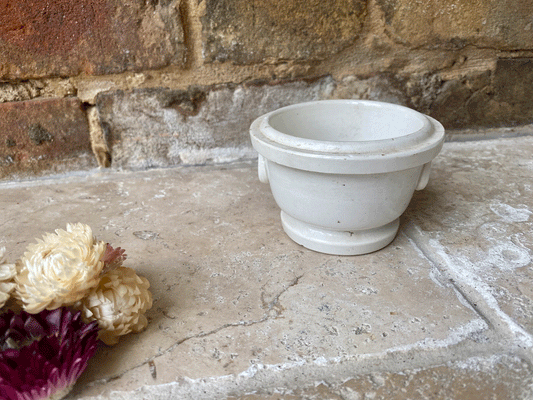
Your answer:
[87,106,112,168]
[180,0,206,69]
[403,222,533,363]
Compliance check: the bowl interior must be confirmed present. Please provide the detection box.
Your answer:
[267,101,427,142]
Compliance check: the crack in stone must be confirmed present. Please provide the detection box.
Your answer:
[83,274,304,387]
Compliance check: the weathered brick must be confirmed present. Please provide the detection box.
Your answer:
[0,97,97,179]
[377,0,533,50]
[0,0,185,80]
[202,0,367,64]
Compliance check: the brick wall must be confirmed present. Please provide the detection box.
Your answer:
[1,0,532,179]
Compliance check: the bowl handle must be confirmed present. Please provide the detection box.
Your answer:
[416,162,432,191]
[258,154,269,184]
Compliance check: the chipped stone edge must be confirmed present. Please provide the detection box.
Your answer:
[77,330,514,400]
[446,124,533,142]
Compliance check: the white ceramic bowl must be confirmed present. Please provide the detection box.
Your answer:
[250,100,445,255]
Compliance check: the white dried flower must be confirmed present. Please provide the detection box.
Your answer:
[14,223,106,314]
[78,266,153,345]
[0,247,16,308]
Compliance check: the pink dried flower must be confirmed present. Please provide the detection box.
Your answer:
[102,243,127,273]
[0,307,99,400]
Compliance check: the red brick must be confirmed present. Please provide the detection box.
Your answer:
[0,97,97,179]
[0,0,186,80]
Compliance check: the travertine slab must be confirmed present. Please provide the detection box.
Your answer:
[1,136,532,399]
[404,137,533,337]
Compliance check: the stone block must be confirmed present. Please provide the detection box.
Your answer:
[95,77,335,169]
[202,0,367,64]
[0,0,185,80]
[431,58,533,128]
[377,0,533,51]
[333,58,533,129]
[487,58,533,126]
[425,72,491,129]
[0,97,97,179]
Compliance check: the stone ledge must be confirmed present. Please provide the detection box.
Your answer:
[0,136,532,399]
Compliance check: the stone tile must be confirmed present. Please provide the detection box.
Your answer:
[0,97,97,179]
[0,163,481,398]
[228,355,533,400]
[95,78,335,169]
[377,0,533,50]
[404,136,533,335]
[202,0,366,64]
[0,0,185,80]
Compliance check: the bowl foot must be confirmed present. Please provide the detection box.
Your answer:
[280,212,400,255]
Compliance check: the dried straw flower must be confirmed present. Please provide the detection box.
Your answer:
[0,247,16,309]
[102,243,127,273]
[0,307,99,400]
[14,223,106,313]
[77,266,152,345]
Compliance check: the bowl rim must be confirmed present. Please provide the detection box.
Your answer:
[260,99,432,154]
[250,100,446,174]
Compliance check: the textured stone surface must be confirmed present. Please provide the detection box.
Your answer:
[1,136,533,399]
[96,77,335,169]
[430,58,533,128]
[0,0,185,79]
[202,0,367,64]
[333,58,533,129]
[377,0,533,50]
[0,166,483,398]
[404,137,533,337]
[0,97,97,179]
[0,81,43,103]
[483,58,533,126]
[229,355,533,400]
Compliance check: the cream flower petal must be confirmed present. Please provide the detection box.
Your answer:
[14,223,106,313]
[77,266,153,345]
[0,247,16,308]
